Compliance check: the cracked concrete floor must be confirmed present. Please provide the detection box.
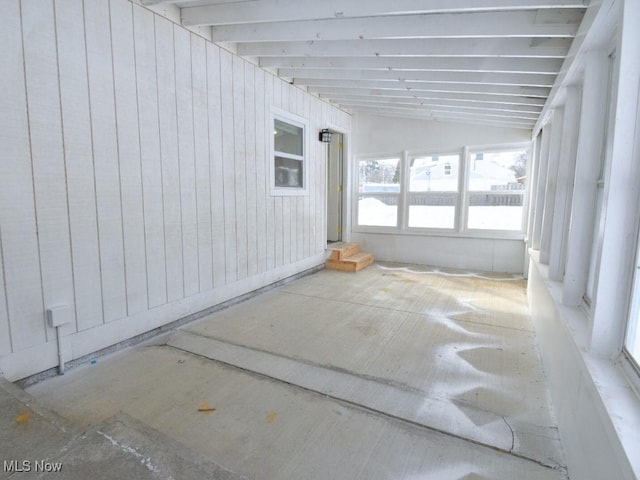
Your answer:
[24,262,567,479]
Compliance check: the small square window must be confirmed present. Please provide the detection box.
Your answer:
[271,109,308,196]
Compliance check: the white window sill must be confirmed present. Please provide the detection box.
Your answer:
[270,188,309,197]
[352,226,526,241]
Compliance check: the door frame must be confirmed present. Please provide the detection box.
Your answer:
[326,123,351,246]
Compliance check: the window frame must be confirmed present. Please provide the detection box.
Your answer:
[354,154,402,230]
[270,107,309,197]
[463,144,531,234]
[353,142,530,239]
[405,150,462,233]
[583,49,617,307]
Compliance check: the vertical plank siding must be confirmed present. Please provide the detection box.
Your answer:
[219,49,237,284]
[0,0,350,380]
[155,16,183,303]
[84,0,127,323]
[0,0,43,353]
[56,0,104,329]
[110,0,148,316]
[22,1,75,343]
[206,43,226,288]
[232,56,248,281]
[134,5,167,309]
[192,35,213,293]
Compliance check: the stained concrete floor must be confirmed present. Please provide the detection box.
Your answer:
[12,262,566,479]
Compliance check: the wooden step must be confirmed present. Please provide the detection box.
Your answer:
[326,242,360,261]
[326,252,374,272]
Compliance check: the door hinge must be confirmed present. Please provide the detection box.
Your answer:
[338,184,343,192]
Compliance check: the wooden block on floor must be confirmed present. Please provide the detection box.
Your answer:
[326,252,374,272]
[327,242,360,261]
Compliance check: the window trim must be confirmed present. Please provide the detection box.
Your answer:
[405,150,462,232]
[353,142,531,238]
[623,209,640,389]
[354,154,402,230]
[270,107,309,197]
[463,143,531,234]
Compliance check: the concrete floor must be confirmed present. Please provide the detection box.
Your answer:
[10,263,566,479]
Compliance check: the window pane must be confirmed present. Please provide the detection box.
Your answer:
[627,287,640,361]
[409,154,459,192]
[358,158,400,190]
[408,193,457,229]
[274,119,303,156]
[626,237,640,363]
[467,150,527,231]
[275,156,303,188]
[408,154,459,229]
[358,158,399,227]
[358,194,398,226]
[586,186,604,300]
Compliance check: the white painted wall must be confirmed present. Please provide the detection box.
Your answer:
[0,0,350,381]
[353,114,530,157]
[351,114,530,273]
[352,233,525,274]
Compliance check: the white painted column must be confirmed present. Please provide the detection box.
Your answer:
[539,107,565,265]
[531,120,552,251]
[590,0,640,356]
[458,146,470,233]
[526,133,541,250]
[562,50,610,305]
[548,86,582,281]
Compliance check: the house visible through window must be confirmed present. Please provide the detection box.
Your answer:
[408,154,459,229]
[466,149,527,231]
[355,144,529,234]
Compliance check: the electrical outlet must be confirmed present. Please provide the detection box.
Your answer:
[47,305,71,328]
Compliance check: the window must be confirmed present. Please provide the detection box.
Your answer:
[355,144,529,234]
[585,52,615,304]
[626,237,640,370]
[467,149,527,231]
[271,110,307,195]
[357,157,400,227]
[408,154,459,229]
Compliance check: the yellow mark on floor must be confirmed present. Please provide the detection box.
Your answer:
[15,411,31,425]
[266,411,278,424]
[355,325,379,337]
[198,402,216,414]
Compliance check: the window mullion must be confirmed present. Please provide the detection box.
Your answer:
[398,150,410,231]
[458,146,470,233]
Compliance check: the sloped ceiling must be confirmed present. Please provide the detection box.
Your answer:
[142,0,590,130]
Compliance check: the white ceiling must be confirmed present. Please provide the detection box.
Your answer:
[143,0,590,130]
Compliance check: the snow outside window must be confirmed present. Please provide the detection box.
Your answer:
[466,150,527,231]
[408,154,459,229]
[357,158,400,227]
